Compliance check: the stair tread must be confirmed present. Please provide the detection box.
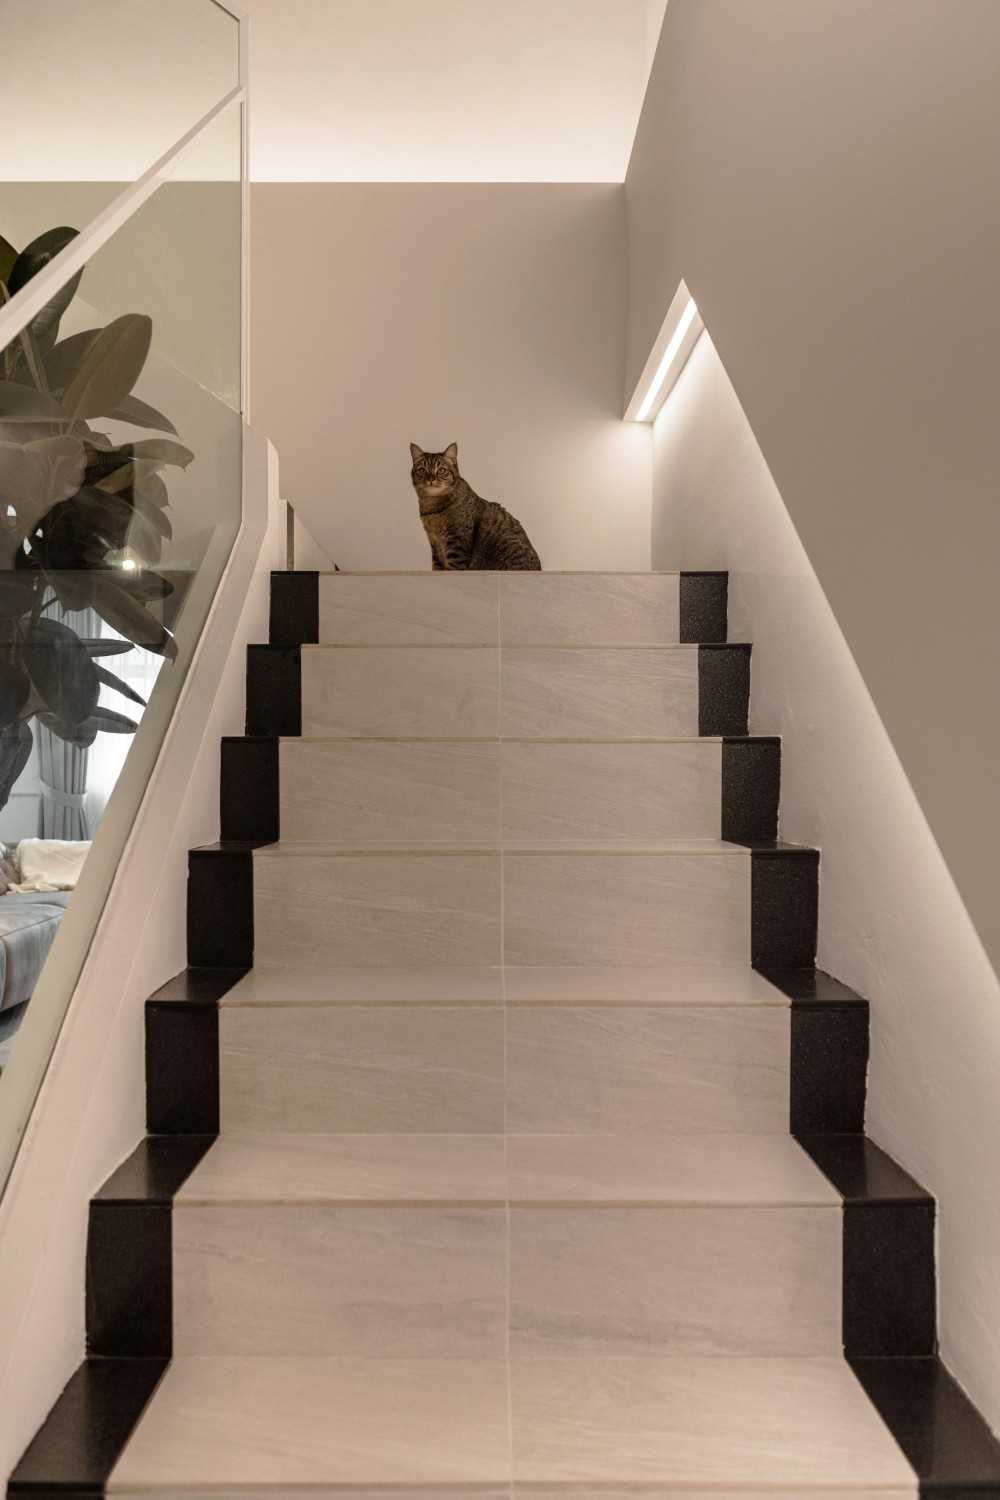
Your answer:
[222,962,785,1007]
[106,1355,913,1491]
[254,838,751,855]
[176,1130,840,1207]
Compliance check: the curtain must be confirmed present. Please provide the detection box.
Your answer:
[36,605,101,841]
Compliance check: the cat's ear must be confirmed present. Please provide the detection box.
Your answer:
[409,442,424,462]
[443,442,458,465]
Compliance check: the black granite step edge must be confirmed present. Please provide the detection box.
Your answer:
[851,1356,1000,1498]
[7,1356,167,1495]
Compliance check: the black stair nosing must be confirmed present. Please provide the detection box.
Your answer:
[679,571,728,644]
[94,1135,215,1205]
[7,1355,168,1494]
[220,735,280,844]
[796,1132,933,1205]
[270,569,319,646]
[756,962,865,1004]
[246,642,302,737]
[720,735,780,844]
[146,964,249,1007]
[797,1132,936,1360]
[849,1356,1000,1497]
[697,642,751,737]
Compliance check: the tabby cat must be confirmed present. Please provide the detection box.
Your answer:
[409,442,542,570]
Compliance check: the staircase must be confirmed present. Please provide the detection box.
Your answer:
[11,570,1000,1497]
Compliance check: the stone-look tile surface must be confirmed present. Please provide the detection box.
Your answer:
[500,573,680,645]
[174,1204,506,1356]
[501,647,699,738]
[109,1357,511,1488]
[503,962,784,1006]
[280,740,501,845]
[319,573,499,645]
[302,646,499,738]
[180,1132,508,1204]
[253,851,501,968]
[503,853,749,966]
[509,1357,915,1486]
[505,1132,840,1205]
[506,1006,789,1134]
[501,740,721,843]
[509,1204,841,1356]
[220,1006,504,1133]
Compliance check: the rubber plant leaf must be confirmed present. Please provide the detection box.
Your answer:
[0,660,30,725]
[0,721,33,812]
[89,572,177,659]
[45,328,101,391]
[78,705,139,734]
[0,233,18,288]
[0,381,66,422]
[21,617,100,728]
[7,226,83,353]
[62,313,153,421]
[81,638,132,658]
[93,663,146,707]
[106,394,178,436]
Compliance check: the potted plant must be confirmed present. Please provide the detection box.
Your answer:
[0,225,194,810]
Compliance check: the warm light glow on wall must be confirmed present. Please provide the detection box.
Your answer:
[624,281,704,424]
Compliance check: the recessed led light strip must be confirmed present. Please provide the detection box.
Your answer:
[624,281,704,424]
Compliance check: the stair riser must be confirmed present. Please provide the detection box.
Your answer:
[218,1003,787,1135]
[246,643,751,739]
[252,851,750,968]
[269,571,729,647]
[279,739,726,844]
[171,1204,840,1358]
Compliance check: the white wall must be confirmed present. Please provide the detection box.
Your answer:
[626,0,1000,979]
[654,330,1000,1431]
[251,183,651,572]
[0,432,282,1482]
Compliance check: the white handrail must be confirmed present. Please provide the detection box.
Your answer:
[0,80,245,356]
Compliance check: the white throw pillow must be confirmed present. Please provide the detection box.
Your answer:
[11,838,92,893]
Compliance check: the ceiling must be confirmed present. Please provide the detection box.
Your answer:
[240,0,667,182]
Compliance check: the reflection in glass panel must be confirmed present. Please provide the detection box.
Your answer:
[0,99,243,1088]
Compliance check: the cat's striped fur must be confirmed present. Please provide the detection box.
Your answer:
[409,442,541,570]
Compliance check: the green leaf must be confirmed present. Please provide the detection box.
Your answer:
[45,328,101,391]
[89,572,177,658]
[0,660,30,721]
[106,393,178,435]
[0,234,18,288]
[8,227,83,353]
[35,710,97,750]
[21,616,100,727]
[0,720,32,810]
[0,381,67,422]
[62,313,153,420]
[94,662,146,706]
[81,637,132,658]
[0,435,87,536]
[79,705,139,734]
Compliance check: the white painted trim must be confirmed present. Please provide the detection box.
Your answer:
[0,83,245,355]
[239,11,252,419]
[624,278,704,423]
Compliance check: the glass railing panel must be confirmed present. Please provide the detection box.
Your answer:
[0,86,245,1185]
[2,0,239,189]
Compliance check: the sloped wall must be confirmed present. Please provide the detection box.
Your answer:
[626,0,1000,978]
[250,183,651,571]
[653,329,1000,1430]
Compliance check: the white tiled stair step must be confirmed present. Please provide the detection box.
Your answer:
[300,644,702,738]
[224,960,784,1008]
[315,570,685,646]
[278,738,724,844]
[252,845,749,968]
[219,1002,786,1136]
[106,1355,915,1494]
[171,1131,842,1358]
[219,1003,505,1133]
